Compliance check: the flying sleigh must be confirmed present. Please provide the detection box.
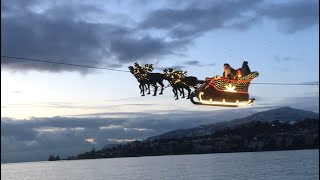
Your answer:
[128,61,259,107]
[190,71,259,107]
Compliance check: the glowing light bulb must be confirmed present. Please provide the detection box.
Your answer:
[224,84,237,92]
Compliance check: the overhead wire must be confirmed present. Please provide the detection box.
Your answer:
[251,83,318,86]
[1,55,319,86]
[1,55,129,72]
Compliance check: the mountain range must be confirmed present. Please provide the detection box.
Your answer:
[64,106,319,160]
[146,106,319,141]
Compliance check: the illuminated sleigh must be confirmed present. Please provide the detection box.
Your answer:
[190,71,259,107]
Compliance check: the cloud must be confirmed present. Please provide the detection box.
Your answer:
[155,60,203,71]
[1,108,261,163]
[259,0,319,33]
[85,138,96,144]
[141,0,318,38]
[185,60,201,66]
[156,65,186,71]
[274,55,296,62]
[279,96,319,113]
[1,1,190,73]
[207,63,217,66]
[109,36,190,61]
[140,0,263,39]
[1,0,318,73]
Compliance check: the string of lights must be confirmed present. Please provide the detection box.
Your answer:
[2,55,319,86]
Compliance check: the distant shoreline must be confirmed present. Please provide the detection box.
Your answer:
[66,118,319,161]
[2,148,319,165]
[66,148,320,161]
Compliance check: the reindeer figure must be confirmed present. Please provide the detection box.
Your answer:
[163,68,204,100]
[163,68,192,100]
[128,66,149,96]
[129,63,165,96]
[143,64,165,96]
[163,68,179,99]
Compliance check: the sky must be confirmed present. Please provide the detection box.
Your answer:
[1,0,319,163]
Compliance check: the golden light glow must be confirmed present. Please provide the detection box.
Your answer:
[85,138,96,143]
[247,99,254,105]
[224,84,237,92]
[198,92,253,107]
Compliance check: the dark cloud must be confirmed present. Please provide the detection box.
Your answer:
[259,0,319,33]
[1,109,260,163]
[140,0,263,38]
[156,65,186,71]
[1,1,189,73]
[1,0,318,73]
[185,60,201,66]
[1,10,119,73]
[154,60,204,71]
[141,0,318,38]
[110,36,190,61]
[1,120,38,141]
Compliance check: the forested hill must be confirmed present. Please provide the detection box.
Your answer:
[63,107,319,160]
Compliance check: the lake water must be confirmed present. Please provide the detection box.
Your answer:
[1,149,319,180]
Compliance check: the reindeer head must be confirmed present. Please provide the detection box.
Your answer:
[128,66,134,74]
[176,70,187,77]
[134,63,141,69]
[170,70,186,83]
[144,64,154,73]
[163,68,173,75]
[129,65,142,76]
[163,68,176,81]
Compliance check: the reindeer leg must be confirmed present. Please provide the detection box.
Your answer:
[144,84,148,93]
[140,84,145,96]
[158,81,164,95]
[147,84,151,94]
[187,87,191,99]
[153,84,157,96]
[181,88,185,98]
[181,87,185,98]
[173,88,178,100]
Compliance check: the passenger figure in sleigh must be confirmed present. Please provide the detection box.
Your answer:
[222,61,252,80]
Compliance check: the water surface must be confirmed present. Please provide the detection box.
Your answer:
[1,149,319,180]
